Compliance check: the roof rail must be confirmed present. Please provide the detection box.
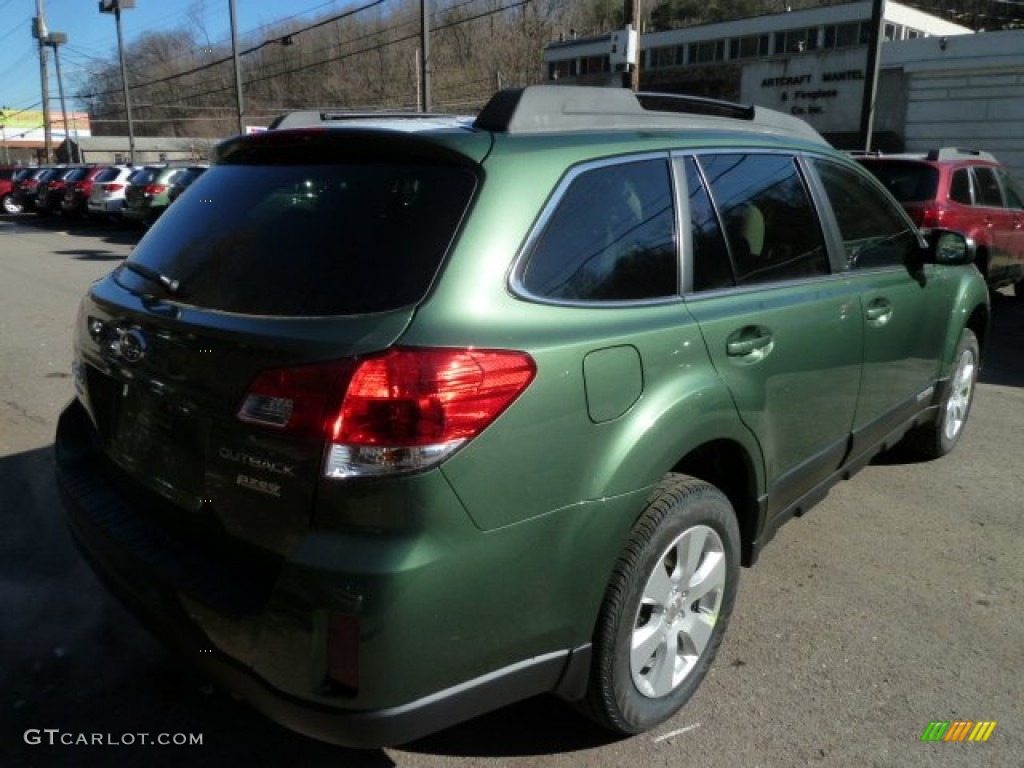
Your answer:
[473,85,826,144]
[926,147,998,162]
[268,110,468,130]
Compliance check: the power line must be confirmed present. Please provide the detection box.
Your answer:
[92,0,531,115]
[78,0,389,100]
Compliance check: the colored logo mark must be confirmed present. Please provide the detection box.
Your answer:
[921,720,997,742]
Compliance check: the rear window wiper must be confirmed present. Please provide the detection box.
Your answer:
[119,261,180,295]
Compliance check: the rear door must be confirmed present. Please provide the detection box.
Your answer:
[971,165,1016,284]
[681,152,862,518]
[994,166,1024,283]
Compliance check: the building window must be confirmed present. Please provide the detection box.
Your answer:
[690,39,725,64]
[824,22,869,48]
[884,23,901,41]
[729,34,770,60]
[651,45,678,69]
[548,60,572,80]
[775,27,819,54]
[580,56,608,75]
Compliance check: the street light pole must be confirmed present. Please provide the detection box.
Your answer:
[99,0,136,164]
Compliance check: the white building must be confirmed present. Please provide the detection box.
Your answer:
[544,2,1024,178]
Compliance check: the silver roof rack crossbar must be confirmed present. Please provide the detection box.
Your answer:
[473,85,826,144]
[926,147,998,162]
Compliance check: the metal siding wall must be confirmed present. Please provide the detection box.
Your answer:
[902,68,1024,178]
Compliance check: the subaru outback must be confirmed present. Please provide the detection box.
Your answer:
[56,85,989,747]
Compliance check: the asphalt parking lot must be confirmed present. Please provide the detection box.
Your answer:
[2,212,1022,768]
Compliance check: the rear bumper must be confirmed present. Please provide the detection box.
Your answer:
[88,199,124,214]
[55,398,587,747]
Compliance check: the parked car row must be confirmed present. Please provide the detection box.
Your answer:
[2,163,207,225]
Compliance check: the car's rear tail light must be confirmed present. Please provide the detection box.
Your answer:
[103,183,124,192]
[238,348,536,477]
[143,184,167,195]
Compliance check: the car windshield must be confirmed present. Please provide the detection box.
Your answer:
[117,162,477,316]
[859,161,939,203]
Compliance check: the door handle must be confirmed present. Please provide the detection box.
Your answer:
[865,298,893,324]
[726,331,773,357]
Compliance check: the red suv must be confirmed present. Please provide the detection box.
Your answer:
[857,148,1024,297]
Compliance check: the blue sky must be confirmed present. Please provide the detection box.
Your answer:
[0,0,351,113]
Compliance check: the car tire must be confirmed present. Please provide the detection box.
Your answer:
[2,194,23,214]
[906,328,980,459]
[581,474,740,735]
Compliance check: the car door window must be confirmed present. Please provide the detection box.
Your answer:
[972,167,1004,208]
[996,168,1024,210]
[521,158,677,301]
[697,153,828,285]
[684,157,734,292]
[811,159,918,270]
[949,168,972,204]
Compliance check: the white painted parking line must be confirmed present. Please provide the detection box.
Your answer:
[653,723,701,742]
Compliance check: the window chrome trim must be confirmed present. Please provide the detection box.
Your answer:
[508,151,682,308]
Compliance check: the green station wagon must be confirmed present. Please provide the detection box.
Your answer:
[56,86,989,747]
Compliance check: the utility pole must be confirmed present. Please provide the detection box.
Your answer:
[420,0,431,112]
[47,32,71,161]
[34,0,52,162]
[860,0,886,151]
[229,0,244,135]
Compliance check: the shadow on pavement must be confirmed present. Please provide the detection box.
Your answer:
[980,291,1024,388]
[0,446,393,768]
[2,212,141,248]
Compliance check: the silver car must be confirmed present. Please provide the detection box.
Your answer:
[86,165,134,220]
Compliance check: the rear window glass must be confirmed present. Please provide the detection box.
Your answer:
[858,161,938,203]
[129,168,159,185]
[94,167,123,182]
[118,162,476,316]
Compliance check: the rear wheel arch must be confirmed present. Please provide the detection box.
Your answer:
[670,439,760,567]
[966,304,990,361]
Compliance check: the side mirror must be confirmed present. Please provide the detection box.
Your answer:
[923,229,975,265]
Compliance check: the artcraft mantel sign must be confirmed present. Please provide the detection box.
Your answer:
[760,69,866,116]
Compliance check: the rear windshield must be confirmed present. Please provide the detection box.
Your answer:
[117,162,477,316]
[63,167,90,182]
[858,161,939,203]
[129,168,161,185]
[94,167,123,182]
